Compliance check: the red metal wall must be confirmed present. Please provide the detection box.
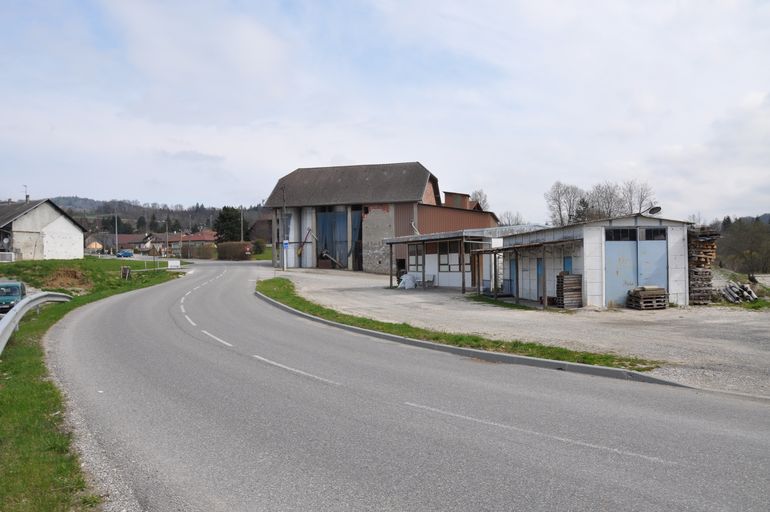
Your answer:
[416,204,497,234]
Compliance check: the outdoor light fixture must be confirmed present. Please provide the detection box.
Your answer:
[642,205,662,215]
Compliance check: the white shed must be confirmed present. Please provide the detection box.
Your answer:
[484,214,691,307]
[0,199,86,261]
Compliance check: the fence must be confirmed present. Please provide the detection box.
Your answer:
[0,292,72,355]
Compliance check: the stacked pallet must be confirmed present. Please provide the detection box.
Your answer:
[688,227,721,305]
[627,287,668,310]
[556,272,582,308]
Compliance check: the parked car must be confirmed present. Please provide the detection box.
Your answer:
[0,281,26,314]
[116,249,134,258]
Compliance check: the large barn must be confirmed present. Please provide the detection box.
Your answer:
[265,162,498,274]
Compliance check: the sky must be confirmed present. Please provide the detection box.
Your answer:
[1,0,769,224]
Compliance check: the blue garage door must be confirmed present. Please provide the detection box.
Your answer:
[605,228,668,307]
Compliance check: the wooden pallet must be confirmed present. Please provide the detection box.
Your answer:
[556,273,582,308]
[626,293,668,310]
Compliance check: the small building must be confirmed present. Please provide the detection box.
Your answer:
[0,199,85,261]
[265,162,498,274]
[387,213,692,308]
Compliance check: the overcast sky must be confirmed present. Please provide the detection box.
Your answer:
[2,0,769,223]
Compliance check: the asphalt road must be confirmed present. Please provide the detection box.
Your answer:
[47,261,770,511]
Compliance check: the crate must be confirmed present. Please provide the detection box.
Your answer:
[556,273,582,308]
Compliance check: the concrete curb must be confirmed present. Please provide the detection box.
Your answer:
[254,291,688,388]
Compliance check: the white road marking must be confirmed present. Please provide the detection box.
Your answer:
[404,402,677,465]
[252,354,340,386]
[180,296,185,304]
[187,270,195,275]
[201,330,233,347]
[180,304,186,314]
[185,291,191,296]
[185,315,197,326]
[194,286,200,290]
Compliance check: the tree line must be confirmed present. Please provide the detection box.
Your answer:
[718,216,770,275]
[544,180,655,226]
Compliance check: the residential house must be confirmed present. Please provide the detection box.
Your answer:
[0,198,85,261]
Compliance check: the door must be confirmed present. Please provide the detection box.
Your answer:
[536,258,543,300]
[563,256,572,274]
[638,229,668,289]
[605,240,637,307]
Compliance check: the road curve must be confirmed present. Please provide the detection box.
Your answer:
[47,261,770,511]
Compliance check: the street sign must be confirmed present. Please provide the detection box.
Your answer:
[283,240,289,250]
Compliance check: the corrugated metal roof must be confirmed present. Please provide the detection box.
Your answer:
[265,162,436,208]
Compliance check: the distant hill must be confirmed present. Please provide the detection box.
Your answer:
[49,196,266,234]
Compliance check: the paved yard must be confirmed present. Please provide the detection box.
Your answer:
[254,264,770,398]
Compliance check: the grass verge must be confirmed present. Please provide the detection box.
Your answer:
[252,246,273,261]
[0,257,178,511]
[466,294,534,310]
[256,277,661,372]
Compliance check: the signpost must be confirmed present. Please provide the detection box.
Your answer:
[282,240,289,271]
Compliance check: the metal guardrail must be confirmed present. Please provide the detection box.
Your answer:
[0,292,72,355]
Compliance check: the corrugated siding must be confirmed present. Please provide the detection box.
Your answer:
[417,205,497,234]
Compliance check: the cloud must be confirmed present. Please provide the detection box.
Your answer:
[157,150,225,164]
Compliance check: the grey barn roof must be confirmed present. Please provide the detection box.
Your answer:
[265,162,438,208]
[0,199,87,232]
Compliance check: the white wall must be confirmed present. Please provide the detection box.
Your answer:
[12,202,83,260]
[667,225,689,305]
[582,227,604,307]
[300,207,315,268]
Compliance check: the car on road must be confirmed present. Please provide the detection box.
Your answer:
[116,249,134,258]
[0,281,27,314]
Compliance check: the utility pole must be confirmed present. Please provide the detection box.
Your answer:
[114,208,118,255]
[240,205,244,242]
[281,186,287,271]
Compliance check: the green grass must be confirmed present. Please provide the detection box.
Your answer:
[252,246,273,261]
[466,294,534,310]
[256,277,661,372]
[740,298,770,310]
[0,258,177,511]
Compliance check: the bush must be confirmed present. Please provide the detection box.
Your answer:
[217,241,252,260]
[181,244,216,260]
[252,238,265,255]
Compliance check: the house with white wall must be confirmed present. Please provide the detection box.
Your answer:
[387,213,691,307]
[0,199,86,261]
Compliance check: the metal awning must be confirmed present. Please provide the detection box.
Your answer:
[472,237,583,255]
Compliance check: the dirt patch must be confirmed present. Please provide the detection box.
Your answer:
[44,268,92,292]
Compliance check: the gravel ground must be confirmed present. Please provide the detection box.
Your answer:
[255,265,770,398]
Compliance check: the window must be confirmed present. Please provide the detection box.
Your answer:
[641,228,667,241]
[438,241,471,272]
[408,244,423,272]
[605,228,637,241]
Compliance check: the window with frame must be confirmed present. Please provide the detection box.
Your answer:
[640,228,667,240]
[438,241,471,272]
[408,244,423,272]
[605,228,637,241]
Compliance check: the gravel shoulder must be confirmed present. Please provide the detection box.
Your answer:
[255,264,770,398]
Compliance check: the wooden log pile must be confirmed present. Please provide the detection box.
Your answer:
[556,272,582,309]
[688,227,721,305]
[721,280,759,304]
[627,286,668,310]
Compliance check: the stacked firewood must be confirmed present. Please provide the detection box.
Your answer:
[688,227,720,305]
[556,273,582,309]
[721,280,759,304]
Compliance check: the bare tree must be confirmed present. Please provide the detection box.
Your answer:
[620,180,655,214]
[544,181,583,226]
[470,189,490,210]
[498,211,526,226]
[588,181,624,218]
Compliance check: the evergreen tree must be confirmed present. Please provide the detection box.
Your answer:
[149,213,160,232]
[213,206,244,242]
[136,215,147,232]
